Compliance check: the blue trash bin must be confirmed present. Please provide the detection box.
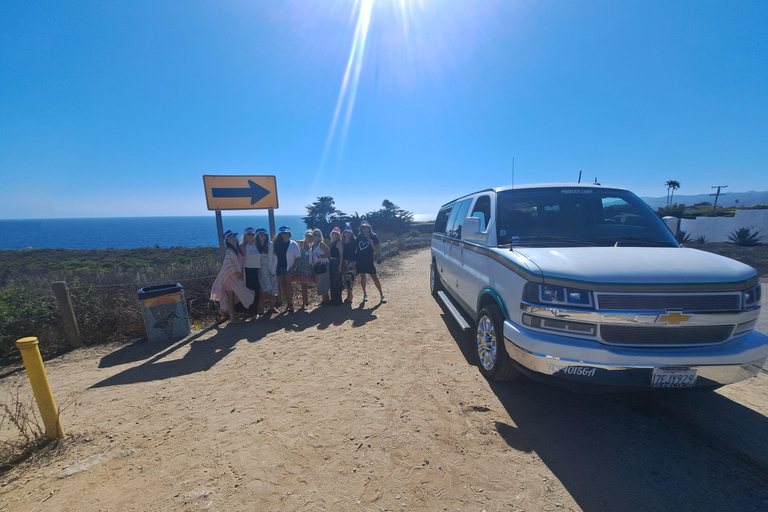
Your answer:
[137,283,190,342]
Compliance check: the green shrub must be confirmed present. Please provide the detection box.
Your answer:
[726,227,764,246]
[676,230,691,243]
[0,247,221,366]
[0,290,61,363]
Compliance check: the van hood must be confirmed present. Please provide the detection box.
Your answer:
[511,247,757,290]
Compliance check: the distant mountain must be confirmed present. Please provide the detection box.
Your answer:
[640,191,768,210]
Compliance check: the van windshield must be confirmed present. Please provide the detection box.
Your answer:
[496,187,679,247]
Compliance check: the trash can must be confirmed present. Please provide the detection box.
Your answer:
[137,283,190,342]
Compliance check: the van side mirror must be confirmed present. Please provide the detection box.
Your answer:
[462,217,483,241]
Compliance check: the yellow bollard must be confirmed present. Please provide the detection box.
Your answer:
[15,337,65,440]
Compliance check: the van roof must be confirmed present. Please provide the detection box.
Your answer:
[439,183,628,208]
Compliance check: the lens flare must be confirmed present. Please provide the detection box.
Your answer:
[317,0,374,184]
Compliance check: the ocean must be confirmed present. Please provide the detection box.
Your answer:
[0,215,308,250]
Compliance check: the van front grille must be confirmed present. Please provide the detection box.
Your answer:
[596,294,740,312]
[600,325,734,345]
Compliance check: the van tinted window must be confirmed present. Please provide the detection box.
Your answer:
[434,207,452,234]
[447,199,472,238]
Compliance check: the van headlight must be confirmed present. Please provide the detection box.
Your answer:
[743,284,761,309]
[523,283,594,308]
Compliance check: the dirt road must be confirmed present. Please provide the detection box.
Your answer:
[2,248,768,511]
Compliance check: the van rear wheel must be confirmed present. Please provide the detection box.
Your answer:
[476,305,519,381]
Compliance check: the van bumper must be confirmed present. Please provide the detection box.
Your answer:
[503,320,768,388]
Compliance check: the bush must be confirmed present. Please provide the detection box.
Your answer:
[676,230,692,243]
[0,247,222,366]
[656,204,686,218]
[1,387,47,471]
[0,289,61,363]
[726,227,764,247]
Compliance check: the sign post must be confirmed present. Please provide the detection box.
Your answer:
[203,175,280,256]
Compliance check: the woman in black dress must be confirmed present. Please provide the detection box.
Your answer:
[341,227,357,303]
[327,227,344,306]
[355,221,386,303]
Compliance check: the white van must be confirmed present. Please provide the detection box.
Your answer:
[430,184,767,389]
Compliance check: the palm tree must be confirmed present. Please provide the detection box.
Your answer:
[665,180,681,206]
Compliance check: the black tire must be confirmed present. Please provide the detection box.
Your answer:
[475,304,519,381]
[430,259,443,297]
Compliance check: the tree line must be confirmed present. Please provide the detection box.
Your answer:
[303,196,414,235]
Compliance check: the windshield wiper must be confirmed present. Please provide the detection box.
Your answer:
[592,236,678,247]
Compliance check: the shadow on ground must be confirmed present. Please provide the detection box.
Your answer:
[434,296,768,512]
[91,302,380,388]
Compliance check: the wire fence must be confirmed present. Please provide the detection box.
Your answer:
[0,261,222,364]
[0,237,431,365]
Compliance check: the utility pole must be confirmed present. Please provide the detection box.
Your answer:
[710,185,727,212]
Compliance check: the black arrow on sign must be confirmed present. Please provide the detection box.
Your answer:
[211,180,270,205]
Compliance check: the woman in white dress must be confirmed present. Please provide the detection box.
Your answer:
[254,228,278,314]
[310,228,331,306]
[210,230,255,323]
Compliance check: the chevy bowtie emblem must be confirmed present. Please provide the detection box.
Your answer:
[657,311,691,325]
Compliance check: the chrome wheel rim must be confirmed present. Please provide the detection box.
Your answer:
[476,314,497,370]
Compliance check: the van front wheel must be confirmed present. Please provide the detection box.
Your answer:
[475,305,519,381]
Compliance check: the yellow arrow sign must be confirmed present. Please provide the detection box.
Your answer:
[203,175,279,210]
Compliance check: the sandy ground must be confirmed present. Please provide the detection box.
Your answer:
[2,248,768,511]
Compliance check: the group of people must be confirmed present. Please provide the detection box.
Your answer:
[210,221,386,323]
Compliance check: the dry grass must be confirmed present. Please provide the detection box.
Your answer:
[0,249,221,366]
[0,386,47,474]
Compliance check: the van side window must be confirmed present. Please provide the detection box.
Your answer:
[447,199,472,239]
[434,207,452,234]
[471,195,491,232]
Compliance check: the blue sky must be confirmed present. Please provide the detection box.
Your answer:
[1,0,766,220]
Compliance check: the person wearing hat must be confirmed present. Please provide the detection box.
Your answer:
[356,221,386,303]
[254,227,278,314]
[273,226,301,313]
[293,230,317,309]
[210,230,256,323]
[328,227,345,306]
[239,227,261,317]
[341,227,357,303]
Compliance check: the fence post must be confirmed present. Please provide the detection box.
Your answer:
[51,281,82,348]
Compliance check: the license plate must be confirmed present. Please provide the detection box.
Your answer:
[652,367,697,388]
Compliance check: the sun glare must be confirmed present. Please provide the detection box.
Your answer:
[322,0,374,161]
[314,0,512,191]
[317,0,421,187]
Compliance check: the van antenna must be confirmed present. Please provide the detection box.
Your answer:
[577,170,582,183]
